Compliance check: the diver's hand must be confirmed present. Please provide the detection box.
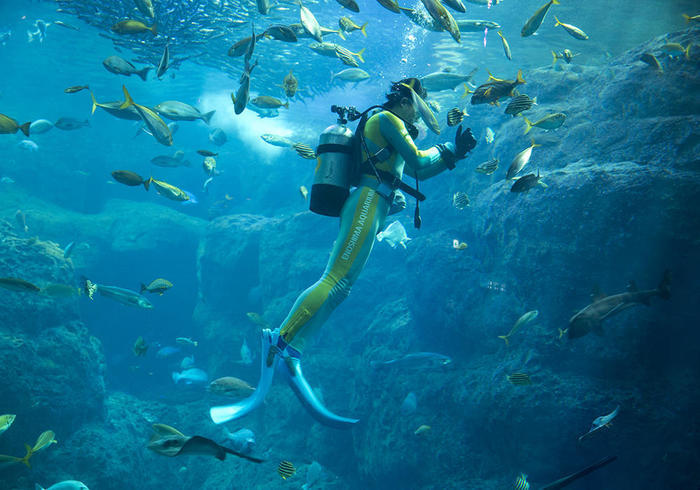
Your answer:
[454,125,477,159]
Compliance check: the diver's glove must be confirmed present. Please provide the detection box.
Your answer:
[388,190,406,215]
[436,143,458,170]
[454,125,477,158]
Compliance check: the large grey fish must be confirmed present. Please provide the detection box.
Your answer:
[154,101,215,124]
[521,0,559,37]
[232,59,258,115]
[147,434,263,463]
[261,134,295,147]
[300,1,323,42]
[90,92,141,120]
[567,271,671,339]
[151,151,190,168]
[420,0,460,43]
[370,352,452,369]
[421,67,478,92]
[120,86,173,146]
[83,278,152,309]
[102,55,150,81]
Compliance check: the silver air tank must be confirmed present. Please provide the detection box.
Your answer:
[310,123,355,217]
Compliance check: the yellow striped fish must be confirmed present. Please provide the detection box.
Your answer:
[278,460,296,479]
[514,472,530,490]
[293,143,317,159]
[507,373,531,386]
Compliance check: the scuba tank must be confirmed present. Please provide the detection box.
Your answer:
[309,105,361,217]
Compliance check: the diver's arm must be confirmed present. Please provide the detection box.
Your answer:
[378,113,453,181]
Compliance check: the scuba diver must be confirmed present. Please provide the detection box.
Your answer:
[210,78,477,428]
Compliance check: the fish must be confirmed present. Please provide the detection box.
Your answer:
[208,376,255,397]
[134,0,155,18]
[505,94,537,117]
[506,141,539,180]
[640,52,663,73]
[156,44,170,79]
[54,117,89,130]
[421,0,460,42]
[506,373,532,386]
[148,433,263,463]
[17,139,38,151]
[510,171,547,193]
[180,355,195,370]
[414,425,431,435]
[53,21,80,31]
[282,70,298,97]
[141,278,173,295]
[682,14,700,23]
[232,59,258,115]
[102,56,150,81]
[29,119,53,134]
[111,170,150,189]
[540,455,617,490]
[335,46,366,66]
[203,156,219,177]
[421,68,479,93]
[496,31,512,60]
[659,43,691,59]
[63,242,75,258]
[447,107,467,126]
[197,150,218,157]
[300,1,323,42]
[553,16,589,40]
[376,0,404,14]
[0,277,40,293]
[330,67,370,82]
[299,185,309,200]
[377,220,411,248]
[264,25,297,42]
[156,346,181,358]
[336,0,360,12]
[339,17,367,37]
[111,20,156,36]
[293,143,317,159]
[498,310,538,346]
[566,271,671,339]
[64,85,89,94]
[0,113,31,136]
[401,391,417,415]
[251,96,289,109]
[172,368,208,385]
[154,101,215,124]
[15,210,28,233]
[443,0,466,13]
[370,352,452,369]
[32,430,57,453]
[148,178,190,201]
[513,472,530,490]
[257,0,271,15]
[223,428,255,454]
[0,414,16,435]
[401,82,440,134]
[578,406,620,442]
[261,134,294,147]
[457,19,501,32]
[35,481,89,490]
[471,70,526,106]
[452,191,470,209]
[151,151,190,168]
[83,278,153,308]
[209,128,227,146]
[552,49,577,65]
[176,337,198,347]
[453,240,468,250]
[90,92,141,121]
[133,336,148,356]
[0,443,33,468]
[120,86,173,146]
[521,0,559,37]
[227,35,263,58]
[485,127,495,144]
[278,460,296,479]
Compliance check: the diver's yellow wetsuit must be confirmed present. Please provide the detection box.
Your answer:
[279,110,453,353]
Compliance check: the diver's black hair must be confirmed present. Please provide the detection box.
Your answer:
[384,77,427,108]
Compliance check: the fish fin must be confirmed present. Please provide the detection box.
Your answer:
[360,22,367,37]
[230,92,236,104]
[557,328,567,339]
[90,91,99,115]
[530,138,540,148]
[356,47,365,63]
[120,85,134,110]
[21,444,33,468]
[682,13,690,22]
[338,30,346,41]
[486,70,502,82]
[137,66,151,81]
[202,110,216,125]
[329,71,335,83]
[552,0,559,4]
[19,122,31,137]
[523,117,532,134]
[516,69,526,84]
[532,97,537,105]
[683,44,691,59]
[461,83,473,98]
[497,335,509,346]
[538,179,548,188]
[554,15,562,27]
[151,23,158,36]
[144,177,151,191]
[551,50,559,66]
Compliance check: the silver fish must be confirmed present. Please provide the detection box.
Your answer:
[370,352,452,369]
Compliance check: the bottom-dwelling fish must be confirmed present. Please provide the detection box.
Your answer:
[147,426,263,463]
[566,270,671,339]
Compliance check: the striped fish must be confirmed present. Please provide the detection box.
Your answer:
[278,460,296,479]
[293,143,317,159]
[475,158,499,175]
[446,107,467,127]
[452,191,470,209]
[507,373,532,386]
[505,94,537,117]
[514,472,530,490]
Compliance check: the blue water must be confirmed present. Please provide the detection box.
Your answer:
[1,0,699,488]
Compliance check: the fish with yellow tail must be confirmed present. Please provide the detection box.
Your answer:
[523,113,566,134]
[0,430,56,468]
[552,49,578,66]
[421,0,460,43]
[471,70,526,106]
[119,86,172,146]
[339,17,367,36]
[506,373,532,386]
[148,177,190,202]
[682,14,700,23]
[521,0,559,37]
[506,140,539,180]
[553,16,589,40]
[496,31,512,60]
[111,20,157,36]
[498,310,538,346]
[0,113,31,137]
[0,444,34,468]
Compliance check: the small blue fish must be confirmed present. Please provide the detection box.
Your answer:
[156,346,181,358]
